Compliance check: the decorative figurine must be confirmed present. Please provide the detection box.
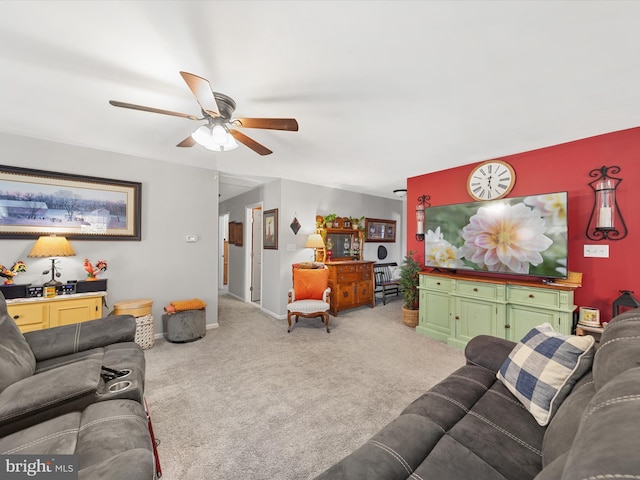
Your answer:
[0,261,27,285]
[326,238,333,262]
[83,259,108,280]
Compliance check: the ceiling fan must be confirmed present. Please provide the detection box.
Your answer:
[109,71,298,156]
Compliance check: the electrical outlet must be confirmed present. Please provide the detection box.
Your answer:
[584,244,609,258]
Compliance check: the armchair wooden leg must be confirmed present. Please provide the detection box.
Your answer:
[322,312,330,333]
[288,312,329,333]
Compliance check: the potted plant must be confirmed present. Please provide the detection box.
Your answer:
[323,213,338,228]
[399,251,421,327]
[349,216,364,230]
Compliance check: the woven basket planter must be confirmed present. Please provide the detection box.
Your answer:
[401,306,419,328]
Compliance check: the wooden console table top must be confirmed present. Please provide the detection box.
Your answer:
[418,270,578,292]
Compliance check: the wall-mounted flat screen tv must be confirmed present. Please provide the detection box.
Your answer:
[424,192,568,279]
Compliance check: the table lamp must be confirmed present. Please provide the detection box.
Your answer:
[305,233,325,262]
[28,235,76,286]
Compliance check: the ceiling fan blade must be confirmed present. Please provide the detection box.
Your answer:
[180,71,220,117]
[234,118,299,131]
[229,130,273,156]
[177,136,196,147]
[109,100,200,121]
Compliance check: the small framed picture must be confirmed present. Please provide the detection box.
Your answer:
[228,221,236,244]
[579,307,601,327]
[234,222,243,247]
[263,209,278,250]
[364,218,396,243]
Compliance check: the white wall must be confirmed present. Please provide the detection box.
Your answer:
[0,132,219,333]
[261,179,284,315]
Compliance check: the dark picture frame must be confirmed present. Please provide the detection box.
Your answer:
[229,221,237,244]
[364,218,396,243]
[263,208,278,250]
[0,165,141,240]
[234,222,243,247]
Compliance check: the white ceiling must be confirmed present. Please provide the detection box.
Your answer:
[2,1,640,201]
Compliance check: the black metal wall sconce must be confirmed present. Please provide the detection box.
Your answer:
[415,194,431,242]
[586,165,627,241]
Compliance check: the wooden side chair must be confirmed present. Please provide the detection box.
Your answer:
[373,262,401,305]
[287,263,331,333]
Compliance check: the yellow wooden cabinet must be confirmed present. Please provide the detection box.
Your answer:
[6,302,49,333]
[7,293,105,333]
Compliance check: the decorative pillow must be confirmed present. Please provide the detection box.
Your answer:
[497,323,595,426]
[294,268,329,300]
[0,312,37,392]
[390,266,402,281]
[297,262,325,270]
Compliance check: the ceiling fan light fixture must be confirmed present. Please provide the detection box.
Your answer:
[205,135,238,152]
[110,71,296,155]
[211,124,228,145]
[191,125,239,152]
[191,125,211,144]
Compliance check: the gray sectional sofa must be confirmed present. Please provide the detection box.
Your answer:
[315,308,640,480]
[0,291,155,479]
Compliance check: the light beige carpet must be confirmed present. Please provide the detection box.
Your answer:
[144,295,465,479]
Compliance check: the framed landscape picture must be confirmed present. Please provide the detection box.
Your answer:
[263,209,278,250]
[0,165,141,240]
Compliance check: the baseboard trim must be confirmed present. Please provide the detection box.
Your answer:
[221,292,286,320]
[262,308,286,321]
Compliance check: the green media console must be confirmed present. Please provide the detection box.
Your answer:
[417,271,577,349]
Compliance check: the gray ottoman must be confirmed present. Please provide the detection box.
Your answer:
[162,309,206,343]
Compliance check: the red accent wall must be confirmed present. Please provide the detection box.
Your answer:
[407,126,640,323]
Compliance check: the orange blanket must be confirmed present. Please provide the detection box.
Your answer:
[163,298,207,315]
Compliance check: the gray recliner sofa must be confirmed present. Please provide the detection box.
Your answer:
[0,291,155,479]
[0,292,146,436]
[315,308,640,479]
[0,398,154,479]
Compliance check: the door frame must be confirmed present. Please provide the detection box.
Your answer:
[244,202,263,303]
[218,212,229,291]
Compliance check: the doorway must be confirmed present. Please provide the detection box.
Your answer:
[245,204,262,304]
[218,212,229,291]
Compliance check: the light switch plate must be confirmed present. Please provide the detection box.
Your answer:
[287,244,296,252]
[186,234,199,243]
[584,244,609,258]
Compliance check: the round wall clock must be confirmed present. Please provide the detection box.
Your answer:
[466,160,516,201]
